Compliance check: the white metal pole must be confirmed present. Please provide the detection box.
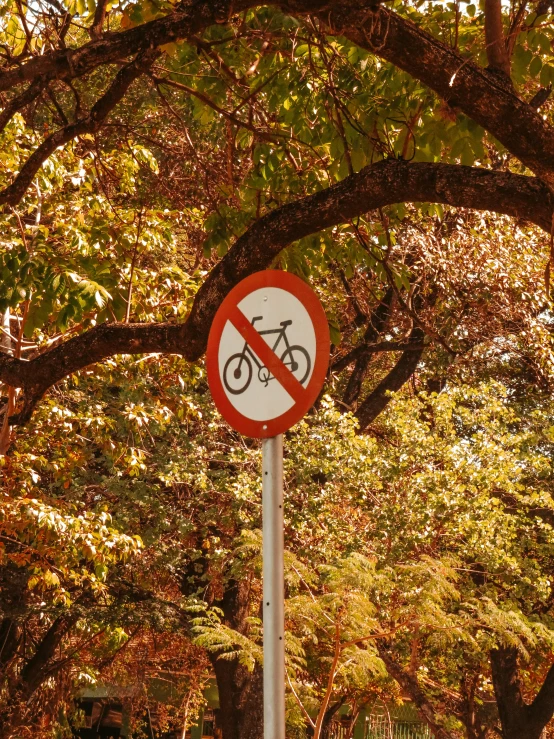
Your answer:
[262,434,285,739]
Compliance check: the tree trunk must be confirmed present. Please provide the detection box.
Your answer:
[491,647,554,739]
[211,577,264,739]
[376,645,457,739]
[212,657,263,739]
[320,700,345,739]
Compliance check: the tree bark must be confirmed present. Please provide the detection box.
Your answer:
[211,579,263,739]
[377,644,457,739]
[491,646,554,739]
[355,327,425,430]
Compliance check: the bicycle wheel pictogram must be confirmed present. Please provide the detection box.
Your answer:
[280,345,311,385]
[223,353,253,395]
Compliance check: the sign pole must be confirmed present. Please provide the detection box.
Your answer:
[262,434,285,739]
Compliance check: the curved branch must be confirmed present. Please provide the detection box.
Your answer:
[0,49,158,207]
[2,2,554,205]
[0,0,244,93]
[299,3,554,185]
[5,321,185,424]
[0,77,47,135]
[355,327,425,430]
[186,161,553,361]
[3,160,552,423]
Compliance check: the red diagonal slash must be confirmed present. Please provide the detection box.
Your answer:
[228,306,308,404]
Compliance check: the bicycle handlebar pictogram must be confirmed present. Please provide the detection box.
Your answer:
[222,316,311,395]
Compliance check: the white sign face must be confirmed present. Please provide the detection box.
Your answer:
[217,287,316,422]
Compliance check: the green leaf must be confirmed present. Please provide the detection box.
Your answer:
[530,55,542,78]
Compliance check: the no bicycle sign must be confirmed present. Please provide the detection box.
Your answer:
[206,270,330,739]
[206,270,330,438]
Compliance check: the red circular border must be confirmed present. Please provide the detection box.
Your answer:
[206,271,330,438]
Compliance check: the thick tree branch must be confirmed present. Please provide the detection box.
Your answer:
[0,50,158,207]
[490,646,528,738]
[1,2,554,204]
[0,77,47,134]
[295,2,554,185]
[0,0,245,93]
[377,644,458,739]
[187,162,553,362]
[342,287,394,406]
[355,326,425,430]
[2,160,552,424]
[5,322,185,424]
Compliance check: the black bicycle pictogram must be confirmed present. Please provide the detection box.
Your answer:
[223,316,311,395]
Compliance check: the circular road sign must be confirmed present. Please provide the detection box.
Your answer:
[206,271,330,438]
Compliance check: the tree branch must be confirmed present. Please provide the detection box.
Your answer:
[152,74,281,142]
[298,2,554,185]
[3,161,552,424]
[0,49,158,207]
[342,287,394,406]
[333,338,425,373]
[20,613,78,698]
[484,0,511,77]
[89,0,110,39]
[507,1,528,58]
[377,644,458,739]
[5,321,185,424]
[355,326,425,430]
[186,162,553,362]
[1,1,554,204]
[0,77,47,135]
[0,0,245,94]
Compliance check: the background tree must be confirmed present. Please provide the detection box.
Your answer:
[3,0,554,738]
